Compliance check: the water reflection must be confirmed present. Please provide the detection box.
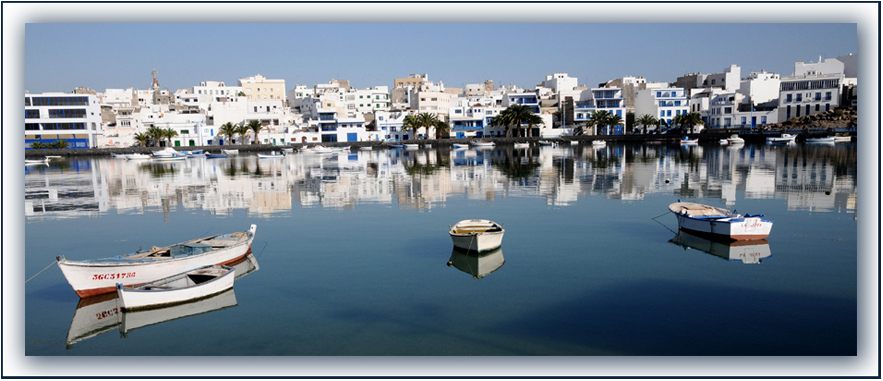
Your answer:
[446,246,505,279]
[25,142,857,221]
[64,254,259,348]
[669,230,772,264]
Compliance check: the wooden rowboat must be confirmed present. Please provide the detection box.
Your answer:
[57,224,257,298]
[669,201,772,241]
[449,219,505,252]
[115,265,235,311]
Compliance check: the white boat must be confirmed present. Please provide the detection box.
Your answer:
[331,146,351,152]
[404,144,420,150]
[447,246,505,279]
[452,144,469,149]
[538,140,554,146]
[470,140,495,148]
[56,224,257,298]
[669,230,772,265]
[221,149,239,155]
[257,152,284,159]
[282,148,295,154]
[359,146,373,151]
[424,144,432,149]
[25,158,49,165]
[806,136,836,144]
[766,133,797,144]
[150,156,186,162]
[513,142,530,149]
[115,265,235,311]
[125,153,150,160]
[669,202,772,241]
[834,136,852,143]
[306,145,333,154]
[111,153,130,159]
[592,140,606,147]
[570,140,579,145]
[449,219,505,253]
[679,137,699,145]
[719,139,729,145]
[726,134,745,144]
[152,147,182,158]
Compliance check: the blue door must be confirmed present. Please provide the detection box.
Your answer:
[456,132,465,139]
[347,133,358,142]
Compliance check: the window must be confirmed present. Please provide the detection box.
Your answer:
[741,117,746,125]
[724,107,732,114]
[786,94,792,102]
[25,109,40,118]
[825,92,832,101]
[796,94,802,102]
[815,104,820,112]
[761,116,767,124]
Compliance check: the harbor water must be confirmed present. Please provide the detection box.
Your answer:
[23,141,858,357]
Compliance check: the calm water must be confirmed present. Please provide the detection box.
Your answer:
[23,142,858,356]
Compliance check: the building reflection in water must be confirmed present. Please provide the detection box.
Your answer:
[25,143,857,221]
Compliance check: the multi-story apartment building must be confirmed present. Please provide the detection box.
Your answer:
[634,88,690,130]
[239,74,286,112]
[573,87,627,134]
[777,73,843,121]
[394,73,428,89]
[449,96,501,139]
[343,86,390,116]
[25,92,103,149]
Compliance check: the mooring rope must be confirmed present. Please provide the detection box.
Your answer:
[254,234,269,259]
[651,211,678,234]
[25,260,57,284]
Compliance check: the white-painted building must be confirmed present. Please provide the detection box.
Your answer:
[778,73,844,121]
[739,70,781,105]
[635,88,690,130]
[25,92,103,149]
[573,87,627,135]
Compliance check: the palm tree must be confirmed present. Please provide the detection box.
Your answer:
[133,132,151,147]
[29,142,47,149]
[235,123,249,144]
[163,128,178,147]
[492,104,536,137]
[524,113,544,138]
[415,112,440,140]
[49,140,70,149]
[401,114,419,141]
[434,120,450,140]
[589,110,613,135]
[636,114,658,134]
[219,122,237,145]
[682,113,704,133]
[247,120,263,145]
[147,125,165,147]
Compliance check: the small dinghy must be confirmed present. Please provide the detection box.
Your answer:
[116,265,235,311]
[449,219,505,252]
[669,201,772,241]
[513,142,530,149]
[257,152,284,159]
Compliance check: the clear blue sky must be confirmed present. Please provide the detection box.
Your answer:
[25,23,857,93]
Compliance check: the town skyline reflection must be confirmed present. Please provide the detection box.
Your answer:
[24,142,857,222]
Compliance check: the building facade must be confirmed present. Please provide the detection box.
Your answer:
[25,92,103,149]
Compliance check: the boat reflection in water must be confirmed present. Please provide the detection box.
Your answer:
[446,246,505,279]
[669,230,772,264]
[65,254,259,348]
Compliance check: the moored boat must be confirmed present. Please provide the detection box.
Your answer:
[359,146,373,151]
[766,133,796,144]
[116,265,235,311]
[25,158,49,165]
[403,144,420,150]
[592,140,606,147]
[679,137,699,145]
[221,149,239,155]
[452,144,469,149]
[152,147,183,158]
[470,140,495,148]
[668,201,772,241]
[125,153,150,160]
[56,224,257,298]
[726,134,745,144]
[805,136,836,144]
[833,135,852,143]
[205,153,228,159]
[257,152,284,159]
[719,139,729,145]
[150,156,186,162]
[537,140,554,146]
[449,219,505,252]
[513,142,530,149]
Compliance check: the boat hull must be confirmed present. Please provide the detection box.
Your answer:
[449,220,505,252]
[675,213,772,241]
[57,225,256,298]
[116,265,235,311]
